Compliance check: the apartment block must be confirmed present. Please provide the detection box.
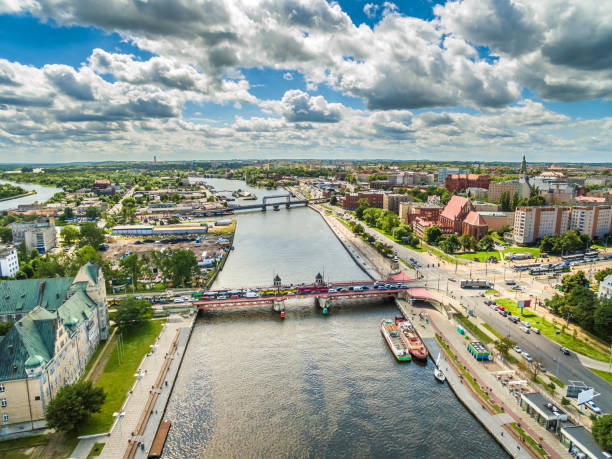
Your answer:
[9,218,56,254]
[383,193,413,214]
[445,174,491,193]
[569,205,612,238]
[0,246,18,278]
[487,181,519,203]
[437,167,469,184]
[513,206,570,245]
[342,191,386,210]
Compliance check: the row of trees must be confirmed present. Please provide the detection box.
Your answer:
[498,190,546,212]
[423,225,496,254]
[353,200,419,247]
[545,271,612,339]
[539,229,592,255]
[118,249,200,289]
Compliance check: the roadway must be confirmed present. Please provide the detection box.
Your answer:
[336,211,612,413]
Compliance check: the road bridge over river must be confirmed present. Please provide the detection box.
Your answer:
[229,194,328,211]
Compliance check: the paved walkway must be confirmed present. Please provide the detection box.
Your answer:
[576,352,612,371]
[418,305,568,459]
[70,315,194,459]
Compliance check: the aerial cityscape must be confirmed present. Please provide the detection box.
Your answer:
[0,1,611,459]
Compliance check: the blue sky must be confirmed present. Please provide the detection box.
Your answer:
[0,0,610,163]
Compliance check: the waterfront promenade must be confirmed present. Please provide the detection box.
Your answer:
[71,314,195,459]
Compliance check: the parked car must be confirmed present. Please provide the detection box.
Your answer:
[448,277,456,282]
[585,401,601,414]
[520,326,531,334]
[173,298,184,303]
[560,346,571,355]
[513,346,522,354]
[522,353,533,362]
[532,328,541,334]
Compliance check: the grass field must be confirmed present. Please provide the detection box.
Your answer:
[510,423,547,457]
[591,369,612,385]
[495,299,609,362]
[77,320,164,435]
[455,246,541,263]
[455,314,493,344]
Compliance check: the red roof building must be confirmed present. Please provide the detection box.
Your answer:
[439,195,474,233]
[445,174,491,193]
[462,211,488,240]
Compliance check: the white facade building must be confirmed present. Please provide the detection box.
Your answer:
[513,206,570,245]
[569,205,612,239]
[0,247,18,278]
[598,274,612,300]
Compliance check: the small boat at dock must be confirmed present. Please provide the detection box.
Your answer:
[395,317,428,361]
[380,320,411,361]
[434,353,446,383]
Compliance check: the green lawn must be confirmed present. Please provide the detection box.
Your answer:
[78,320,164,435]
[455,314,494,344]
[87,442,105,458]
[371,226,424,251]
[495,299,609,362]
[591,369,612,385]
[456,250,500,261]
[510,423,547,457]
[503,246,541,258]
[0,434,48,451]
[548,375,565,388]
[481,323,504,340]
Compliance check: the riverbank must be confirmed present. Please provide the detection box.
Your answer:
[0,190,36,202]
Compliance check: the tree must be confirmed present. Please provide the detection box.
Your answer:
[440,234,460,253]
[511,192,520,211]
[17,241,28,262]
[352,223,364,235]
[592,414,612,451]
[45,381,106,432]
[79,222,105,248]
[595,267,612,283]
[494,336,514,357]
[30,249,40,260]
[424,225,443,245]
[168,249,199,286]
[392,224,411,241]
[497,225,511,236]
[499,191,511,211]
[120,253,146,291]
[0,227,12,243]
[561,271,588,293]
[528,359,542,382]
[150,250,172,284]
[329,195,337,206]
[0,321,12,336]
[355,199,369,219]
[85,206,101,220]
[476,235,495,252]
[459,234,476,252]
[60,225,79,245]
[114,297,153,329]
[62,207,74,220]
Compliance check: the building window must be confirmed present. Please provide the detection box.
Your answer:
[35,395,40,401]
[2,414,7,423]
[1,399,6,408]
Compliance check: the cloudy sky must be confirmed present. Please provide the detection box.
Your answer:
[0,0,611,163]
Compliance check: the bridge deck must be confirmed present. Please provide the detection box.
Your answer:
[194,287,428,310]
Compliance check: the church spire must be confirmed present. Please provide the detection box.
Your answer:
[520,155,527,175]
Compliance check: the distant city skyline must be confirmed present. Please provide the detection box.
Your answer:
[0,0,611,162]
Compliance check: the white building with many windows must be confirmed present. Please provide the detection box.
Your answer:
[0,246,18,278]
[569,205,612,239]
[599,274,612,300]
[513,206,570,245]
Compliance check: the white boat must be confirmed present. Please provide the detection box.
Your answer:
[434,352,446,383]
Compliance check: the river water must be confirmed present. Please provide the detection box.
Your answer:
[163,179,507,458]
[0,179,61,211]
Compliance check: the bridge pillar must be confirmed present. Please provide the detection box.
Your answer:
[273,300,285,312]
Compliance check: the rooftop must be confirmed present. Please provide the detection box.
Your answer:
[440,195,471,220]
[560,425,608,459]
[463,211,487,226]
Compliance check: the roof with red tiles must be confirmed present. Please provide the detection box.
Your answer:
[440,195,471,220]
[463,211,487,226]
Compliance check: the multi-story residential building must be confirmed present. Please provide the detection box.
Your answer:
[472,201,499,212]
[8,218,56,254]
[437,167,469,184]
[0,246,18,278]
[479,211,514,232]
[445,174,491,193]
[513,206,570,245]
[439,196,474,233]
[342,191,386,210]
[598,274,612,299]
[383,193,413,214]
[0,262,108,436]
[466,187,488,200]
[487,181,519,202]
[402,202,442,224]
[569,205,612,238]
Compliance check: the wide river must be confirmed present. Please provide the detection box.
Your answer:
[0,179,61,211]
[163,179,507,458]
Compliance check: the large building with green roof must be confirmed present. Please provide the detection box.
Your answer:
[0,262,108,437]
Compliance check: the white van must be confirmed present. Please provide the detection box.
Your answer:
[520,326,531,334]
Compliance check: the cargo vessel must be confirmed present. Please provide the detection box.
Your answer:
[395,317,428,361]
[380,319,411,361]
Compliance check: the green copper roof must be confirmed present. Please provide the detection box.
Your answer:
[0,277,75,315]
